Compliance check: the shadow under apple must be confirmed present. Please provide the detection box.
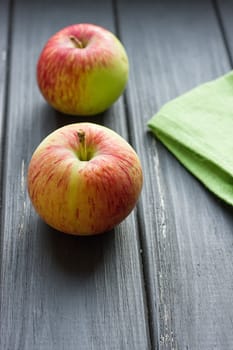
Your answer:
[37,218,116,279]
[38,102,113,138]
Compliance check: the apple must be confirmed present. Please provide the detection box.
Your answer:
[27,123,143,235]
[37,23,129,116]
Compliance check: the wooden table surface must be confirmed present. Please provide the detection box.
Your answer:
[1,0,233,349]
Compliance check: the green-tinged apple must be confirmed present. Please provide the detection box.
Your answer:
[27,123,143,235]
[37,23,129,116]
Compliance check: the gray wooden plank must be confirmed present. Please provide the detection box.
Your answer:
[0,0,10,114]
[0,0,150,349]
[0,0,10,211]
[217,0,233,66]
[117,0,233,349]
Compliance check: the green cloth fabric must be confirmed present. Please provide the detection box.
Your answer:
[148,72,233,206]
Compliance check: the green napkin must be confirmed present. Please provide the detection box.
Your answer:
[148,72,233,206]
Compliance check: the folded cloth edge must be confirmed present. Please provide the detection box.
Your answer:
[148,121,233,206]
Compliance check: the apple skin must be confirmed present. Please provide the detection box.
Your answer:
[27,123,143,235]
[37,23,129,116]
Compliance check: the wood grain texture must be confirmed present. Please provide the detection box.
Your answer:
[0,0,10,120]
[117,0,233,349]
[0,0,11,323]
[0,0,10,213]
[217,0,233,66]
[0,1,150,349]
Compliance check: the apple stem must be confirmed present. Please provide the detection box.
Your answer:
[69,35,84,49]
[77,130,87,161]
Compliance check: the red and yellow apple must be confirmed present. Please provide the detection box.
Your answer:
[37,23,129,116]
[27,123,143,235]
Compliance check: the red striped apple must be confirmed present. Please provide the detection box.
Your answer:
[37,23,129,116]
[27,123,143,235]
